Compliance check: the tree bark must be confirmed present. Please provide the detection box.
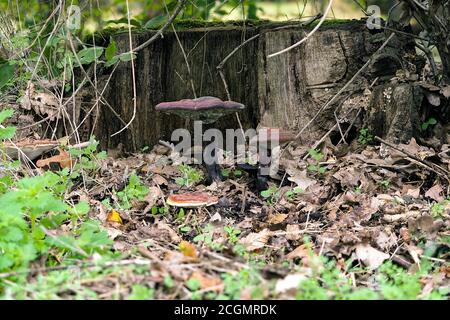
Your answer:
[91,21,415,151]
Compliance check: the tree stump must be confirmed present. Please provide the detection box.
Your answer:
[92,20,415,151]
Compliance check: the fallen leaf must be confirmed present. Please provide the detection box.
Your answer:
[179,240,198,258]
[152,174,168,186]
[425,184,444,202]
[143,187,162,214]
[106,209,123,225]
[275,274,307,295]
[239,229,272,251]
[285,244,309,260]
[189,271,223,292]
[267,213,287,225]
[285,224,301,241]
[355,243,389,269]
[36,149,73,169]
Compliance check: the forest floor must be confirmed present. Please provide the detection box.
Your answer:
[1,120,448,299]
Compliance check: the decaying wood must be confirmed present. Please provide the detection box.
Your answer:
[93,21,415,151]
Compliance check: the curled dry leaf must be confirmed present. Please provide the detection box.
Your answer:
[179,240,198,259]
[285,244,309,261]
[425,184,444,202]
[355,243,389,269]
[106,209,123,225]
[36,149,73,169]
[143,186,162,215]
[285,224,301,241]
[239,228,272,251]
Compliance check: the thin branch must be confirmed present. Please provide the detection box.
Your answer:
[267,0,334,58]
[111,0,138,138]
[133,0,188,53]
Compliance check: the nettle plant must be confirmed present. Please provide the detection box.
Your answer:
[0,111,112,275]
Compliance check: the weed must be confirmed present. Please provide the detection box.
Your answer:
[284,187,304,201]
[176,164,203,187]
[421,117,437,131]
[116,174,149,210]
[307,149,326,174]
[358,128,374,145]
[260,186,280,204]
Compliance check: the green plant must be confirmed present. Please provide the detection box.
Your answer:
[176,164,203,187]
[224,226,241,244]
[307,149,326,174]
[421,117,437,131]
[260,186,280,204]
[69,136,107,177]
[116,174,150,210]
[430,199,448,218]
[193,224,223,251]
[151,206,169,216]
[358,128,374,145]
[284,186,304,201]
[379,180,391,190]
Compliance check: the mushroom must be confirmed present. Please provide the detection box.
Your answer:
[156,96,245,184]
[247,128,296,191]
[167,192,219,208]
[155,96,244,124]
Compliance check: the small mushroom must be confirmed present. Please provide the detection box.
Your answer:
[248,128,296,191]
[167,192,219,208]
[156,96,245,184]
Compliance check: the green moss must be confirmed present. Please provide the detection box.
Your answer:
[95,18,366,42]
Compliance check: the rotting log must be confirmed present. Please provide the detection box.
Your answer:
[92,20,415,151]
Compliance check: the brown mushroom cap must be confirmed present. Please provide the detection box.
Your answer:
[155,96,245,124]
[252,128,296,148]
[167,192,219,208]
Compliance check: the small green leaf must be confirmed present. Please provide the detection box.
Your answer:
[77,47,104,65]
[0,109,14,124]
[105,40,117,62]
[0,126,16,140]
[144,15,167,29]
[119,52,137,62]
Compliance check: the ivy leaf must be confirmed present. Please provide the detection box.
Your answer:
[76,47,104,65]
[105,39,117,62]
[144,15,166,29]
[119,52,137,62]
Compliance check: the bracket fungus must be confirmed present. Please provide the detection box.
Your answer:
[155,96,245,124]
[167,192,219,208]
[156,96,245,184]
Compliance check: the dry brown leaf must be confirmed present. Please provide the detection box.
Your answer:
[267,213,287,225]
[239,229,272,251]
[285,224,301,241]
[189,271,223,292]
[36,149,73,169]
[152,174,168,186]
[355,243,389,269]
[143,187,162,214]
[157,221,181,243]
[179,240,198,258]
[285,244,309,260]
[425,184,444,202]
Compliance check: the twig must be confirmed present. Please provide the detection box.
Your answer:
[111,0,137,138]
[267,0,334,58]
[375,136,450,179]
[133,0,188,53]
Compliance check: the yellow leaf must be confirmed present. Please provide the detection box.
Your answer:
[179,240,197,258]
[107,209,123,224]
